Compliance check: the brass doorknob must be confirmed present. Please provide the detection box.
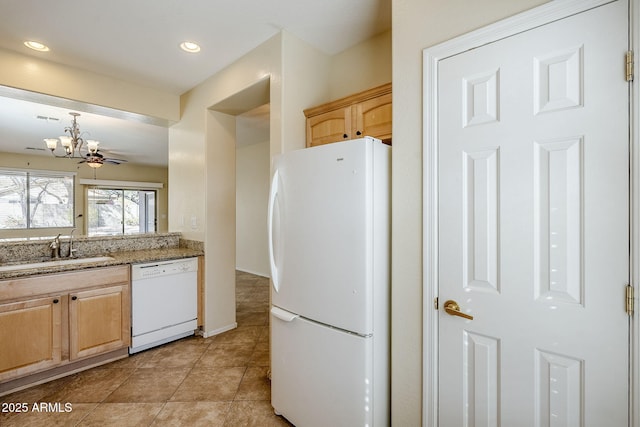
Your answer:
[443,300,474,320]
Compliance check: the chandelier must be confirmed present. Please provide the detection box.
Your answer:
[43,112,125,168]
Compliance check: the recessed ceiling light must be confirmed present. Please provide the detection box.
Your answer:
[180,41,201,53]
[24,41,50,52]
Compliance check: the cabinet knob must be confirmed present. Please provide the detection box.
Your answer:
[71,296,77,301]
[343,134,348,139]
[356,131,362,136]
[53,299,59,304]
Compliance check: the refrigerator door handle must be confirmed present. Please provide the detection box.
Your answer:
[271,306,299,322]
[268,169,281,292]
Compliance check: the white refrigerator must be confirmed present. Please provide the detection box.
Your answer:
[268,137,390,427]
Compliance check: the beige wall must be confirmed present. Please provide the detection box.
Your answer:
[235,140,270,276]
[0,48,179,122]
[170,32,333,335]
[328,30,392,100]
[279,32,332,152]
[0,151,168,239]
[169,35,278,335]
[392,0,549,424]
[236,124,270,277]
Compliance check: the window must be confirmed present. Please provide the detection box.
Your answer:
[0,169,75,229]
[87,188,156,236]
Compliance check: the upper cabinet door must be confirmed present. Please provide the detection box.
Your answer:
[306,106,352,147]
[354,92,392,144]
[305,83,392,147]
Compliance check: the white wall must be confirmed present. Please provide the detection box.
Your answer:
[391,0,549,424]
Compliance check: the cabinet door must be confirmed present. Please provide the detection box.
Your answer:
[69,284,130,360]
[306,106,352,147]
[0,296,62,381]
[353,92,392,143]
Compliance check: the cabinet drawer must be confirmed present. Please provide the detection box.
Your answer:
[0,265,130,302]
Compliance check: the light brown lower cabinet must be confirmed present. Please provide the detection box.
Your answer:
[69,284,130,360]
[0,266,130,387]
[0,296,63,381]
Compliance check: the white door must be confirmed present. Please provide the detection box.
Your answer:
[437,1,629,425]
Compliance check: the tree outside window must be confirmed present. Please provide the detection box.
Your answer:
[87,188,156,236]
[0,170,74,229]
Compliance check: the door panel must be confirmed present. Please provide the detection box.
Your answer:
[0,296,62,381]
[306,107,352,147]
[70,285,130,360]
[437,1,629,425]
[356,93,393,142]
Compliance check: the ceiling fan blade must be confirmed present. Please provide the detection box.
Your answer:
[99,149,125,156]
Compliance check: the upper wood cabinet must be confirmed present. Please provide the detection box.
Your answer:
[304,83,392,147]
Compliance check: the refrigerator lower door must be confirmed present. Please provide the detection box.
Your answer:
[271,307,374,427]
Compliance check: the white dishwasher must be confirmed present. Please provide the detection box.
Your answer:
[130,257,198,354]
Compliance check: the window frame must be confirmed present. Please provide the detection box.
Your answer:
[0,168,76,230]
[85,186,157,236]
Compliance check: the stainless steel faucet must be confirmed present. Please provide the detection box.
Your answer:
[68,228,77,258]
[49,234,61,258]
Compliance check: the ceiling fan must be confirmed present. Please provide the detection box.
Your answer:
[77,150,127,168]
[41,112,128,168]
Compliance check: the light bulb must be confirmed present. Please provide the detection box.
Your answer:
[44,138,58,150]
[87,140,99,153]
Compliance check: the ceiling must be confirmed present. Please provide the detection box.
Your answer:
[0,1,391,167]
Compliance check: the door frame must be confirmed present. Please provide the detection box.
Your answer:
[421,0,636,425]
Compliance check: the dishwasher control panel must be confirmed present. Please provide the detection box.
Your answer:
[131,257,198,280]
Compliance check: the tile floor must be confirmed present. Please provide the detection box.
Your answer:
[0,271,293,426]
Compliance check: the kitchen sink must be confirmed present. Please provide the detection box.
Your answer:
[0,256,115,272]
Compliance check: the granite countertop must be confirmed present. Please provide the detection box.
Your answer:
[0,247,204,280]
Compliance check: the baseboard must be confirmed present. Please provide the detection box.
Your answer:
[202,322,238,338]
[0,348,129,397]
[236,267,270,278]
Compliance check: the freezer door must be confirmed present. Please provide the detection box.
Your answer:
[269,138,388,335]
[271,308,378,427]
